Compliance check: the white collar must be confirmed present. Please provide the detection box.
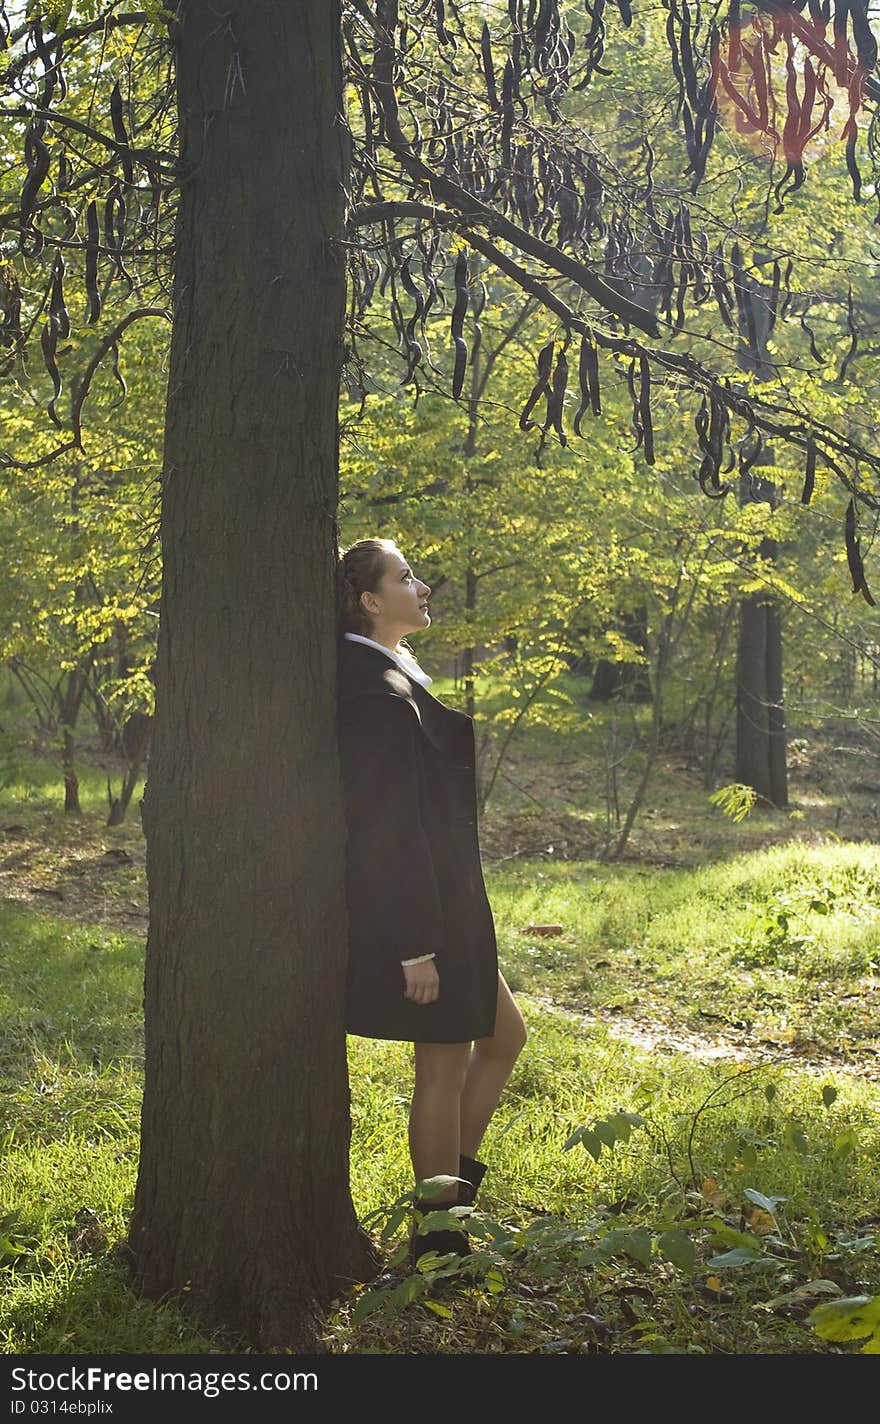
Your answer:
[343,632,433,686]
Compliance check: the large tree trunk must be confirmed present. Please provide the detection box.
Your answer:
[128,1,378,1352]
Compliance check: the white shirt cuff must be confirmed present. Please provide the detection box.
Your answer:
[400,953,436,966]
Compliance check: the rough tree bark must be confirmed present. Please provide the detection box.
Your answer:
[128,1,379,1351]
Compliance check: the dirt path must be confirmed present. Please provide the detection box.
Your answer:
[524,992,879,1081]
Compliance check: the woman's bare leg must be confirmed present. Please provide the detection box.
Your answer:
[409,1041,472,1189]
[459,973,527,1159]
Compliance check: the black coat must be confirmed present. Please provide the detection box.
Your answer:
[337,637,499,1043]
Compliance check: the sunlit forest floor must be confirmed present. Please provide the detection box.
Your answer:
[1,691,878,1354]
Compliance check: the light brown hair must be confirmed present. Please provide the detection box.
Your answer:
[336,537,402,638]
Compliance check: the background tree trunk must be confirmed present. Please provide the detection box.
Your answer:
[588,608,653,704]
[128,1,378,1351]
[734,477,789,809]
[732,260,789,810]
[58,664,89,813]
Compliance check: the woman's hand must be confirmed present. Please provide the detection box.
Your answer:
[402,958,439,1005]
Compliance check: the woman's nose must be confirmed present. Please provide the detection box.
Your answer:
[420,583,430,598]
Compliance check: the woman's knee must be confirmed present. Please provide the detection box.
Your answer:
[486,975,527,1060]
[413,1041,472,1091]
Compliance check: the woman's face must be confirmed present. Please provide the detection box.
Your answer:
[363,551,431,638]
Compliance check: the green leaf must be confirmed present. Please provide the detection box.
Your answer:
[607,1112,632,1143]
[707,1247,771,1268]
[783,1121,809,1154]
[350,1288,386,1325]
[708,1219,763,1251]
[821,1084,838,1109]
[579,1129,604,1161]
[766,1280,841,1309]
[743,1188,786,1216]
[809,1295,880,1344]
[657,1229,695,1273]
[833,1127,858,1158]
[764,1084,777,1104]
[379,1203,409,1241]
[422,1299,454,1318]
[594,1119,618,1148]
[416,1174,460,1199]
[605,1227,653,1266]
[391,1274,429,1305]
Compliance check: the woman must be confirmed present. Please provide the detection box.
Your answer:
[336,537,527,1268]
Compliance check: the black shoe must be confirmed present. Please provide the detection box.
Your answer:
[409,1195,472,1270]
[458,1153,488,1209]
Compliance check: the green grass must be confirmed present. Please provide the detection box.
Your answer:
[1,704,878,1352]
[2,864,878,1354]
[489,843,880,1051]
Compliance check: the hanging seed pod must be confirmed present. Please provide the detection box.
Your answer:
[832,0,850,86]
[729,0,742,71]
[49,253,70,340]
[519,340,554,431]
[480,21,498,108]
[799,305,822,362]
[801,436,817,505]
[696,389,732,496]
[103,182,127,281]
[450,248,469,399]
[501,58,516,172]
[850,0,878,69]
[843,115,861,202]
[40,319,63,427]
[639,355,655,465]
[85,199,102,324]
[19,120,51,243]
[573,339,591,436]
[434,0,451,45]
[627,355,643,450]
[33,19,57,109]
[845,498,876,605]
[573,333,601,434]
[710,250,735,331]
[109,80,134,185]
[738,425,764,480]
[544,346,569,446]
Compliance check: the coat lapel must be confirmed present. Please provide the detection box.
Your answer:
[338,639,475,769]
